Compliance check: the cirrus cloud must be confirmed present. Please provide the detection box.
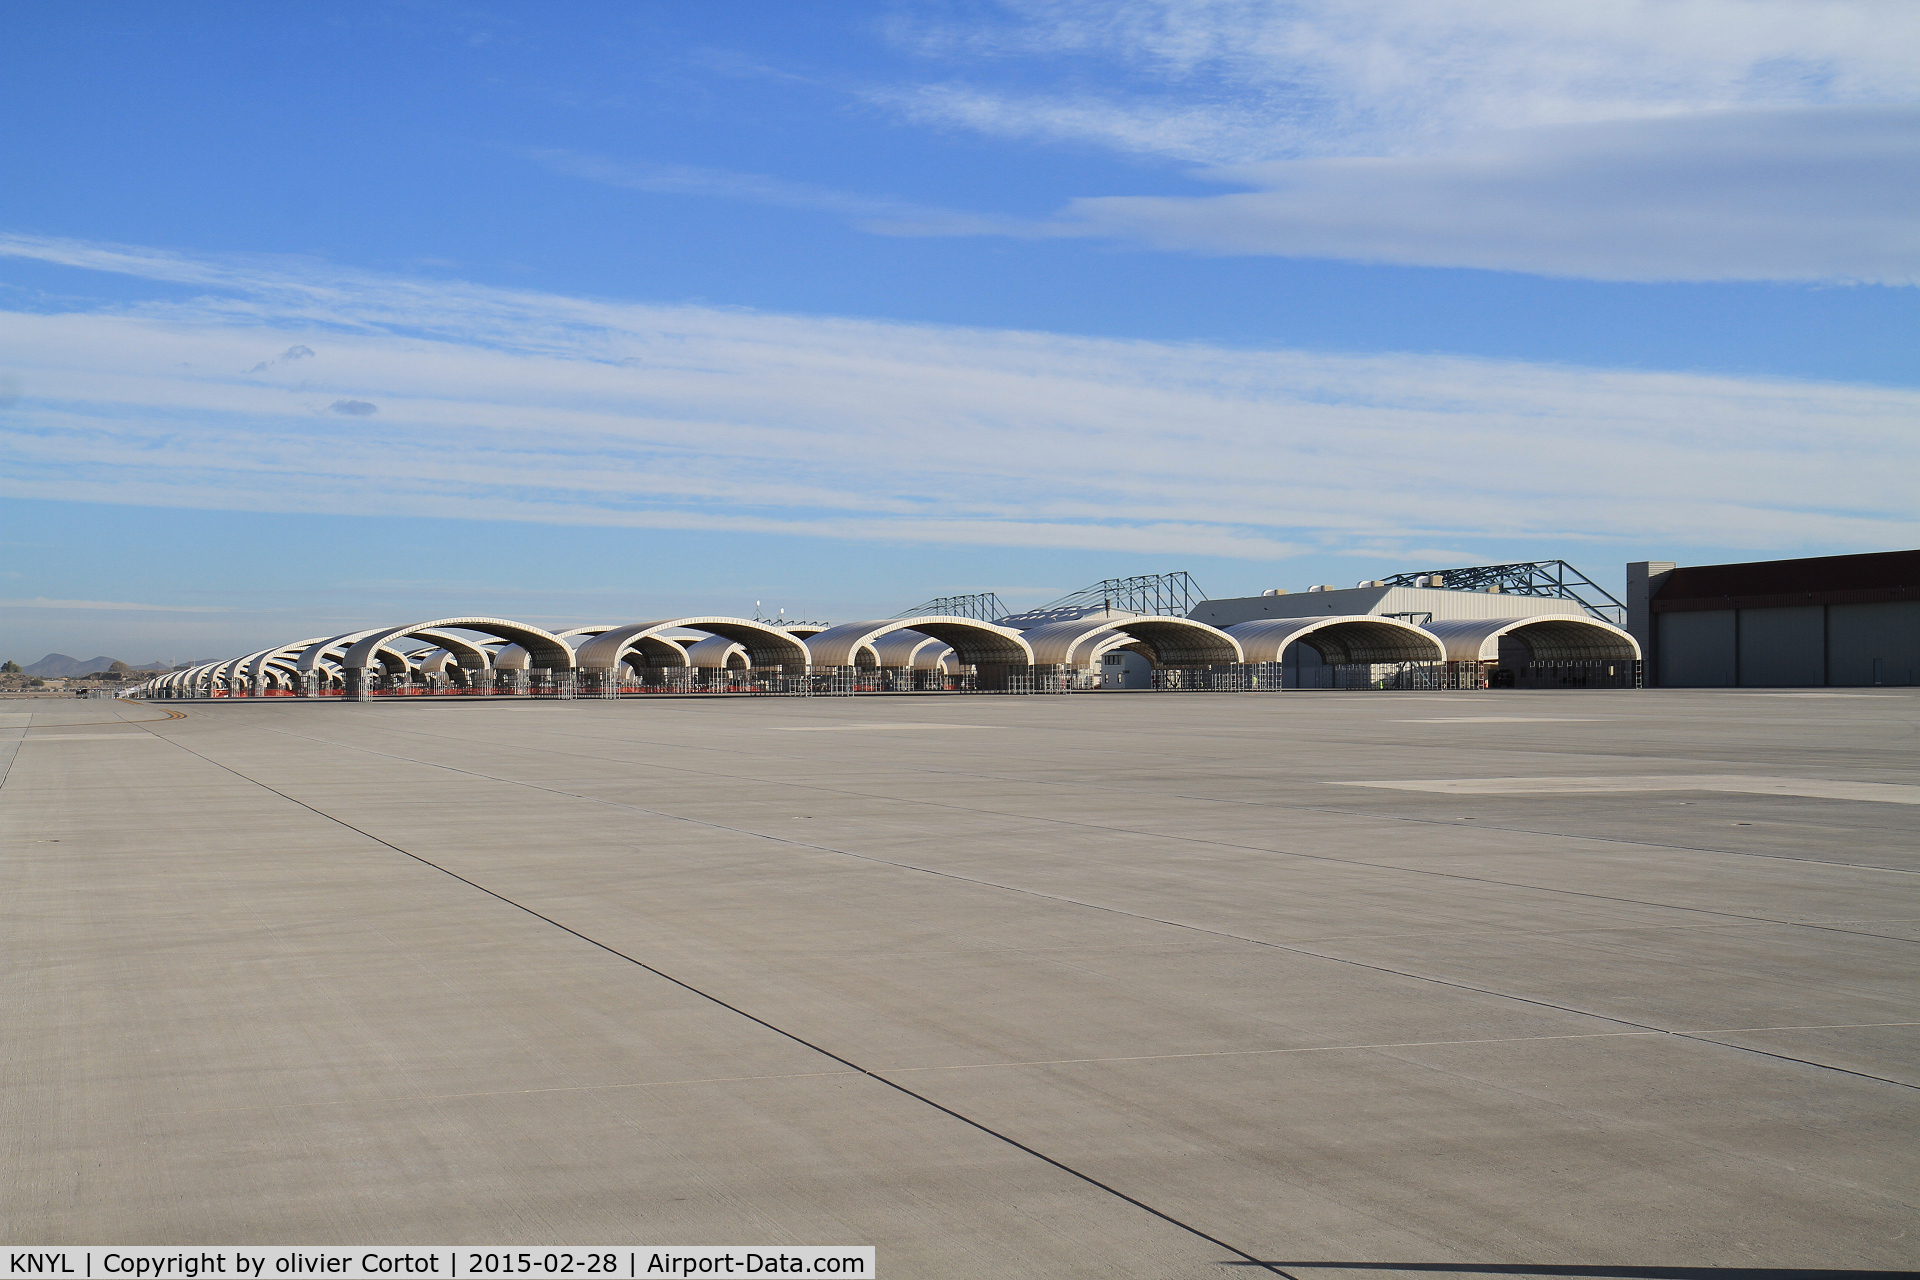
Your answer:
[872,105,1920,284]
[0,232,1913,563]
[865,1,1920,283]
[886,0,1920,158]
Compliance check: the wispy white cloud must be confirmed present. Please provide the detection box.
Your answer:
[866,1,1920,282]
[869,81,1279,165]
[526,149,919,219]
[888,0,1920,159]
[876,105,1920,284]
[524,149,1029,235]
[1,234,1915,560]
[0,597,231,612]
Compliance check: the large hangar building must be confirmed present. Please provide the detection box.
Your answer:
[1186,568,1635,690]
[1629,549,1918,687]
[1189,581,1586,627]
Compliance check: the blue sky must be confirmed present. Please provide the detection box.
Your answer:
[3,0,1916,662]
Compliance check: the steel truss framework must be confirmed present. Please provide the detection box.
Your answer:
[900,573,1205,625]
[1033,572,1207,619]
[1379,561,1627,624]
[894,593,1011,622]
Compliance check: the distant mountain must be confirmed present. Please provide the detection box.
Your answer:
[22,653,120,677]
[14,654,209,677]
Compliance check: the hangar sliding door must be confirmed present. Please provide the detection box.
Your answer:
[1738,605,1825,687]
[1656,609,1735,687]
[1827,601,1920,686]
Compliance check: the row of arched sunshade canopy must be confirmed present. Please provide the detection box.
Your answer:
[135,611,1641,696]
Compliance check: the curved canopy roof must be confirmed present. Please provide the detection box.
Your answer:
[574,618,808,670]
[162,663,209,688]
[1227,616,1445,664]
[246,637,332,684]
[489,644,540,672]
[493,625,627,671]
[684,635,750,668]
[218,652,267,685]
[256,660,302,688]
[162,664,200,688]
[1021,615,1242,667]
[805,616,1033,668]
[296,631,416,675]
[871,630,956,670]
[344,618,575,671]
[181,660,234,687]
[1425,616,1641,663]
[412,648,459,674]
[408,628,495,669]
[294,632,369,674]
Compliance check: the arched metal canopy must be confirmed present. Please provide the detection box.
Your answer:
[871,630,956,670]
[1424,616,1641,663]
[684,635,750,669]
[574,618,807,671]
[493,626,625,671]
[179,661,228,689]
[412,648,459,674]
[173,663,217,689]
[1227,616,1445,664]
[806,616,1033,668]
[408,628,495,670]
[344,618,575,671]
[228,651,307,688]
[294,633,368,673]
[1020,615,1242,667]
[297,631,415,675]
[246,637,332,685]
[217,652,266,687]
[552,630,687,671]
[256,657,303,687]
[489,644,543,672]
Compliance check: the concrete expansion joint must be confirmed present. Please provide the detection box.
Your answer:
[144,720,1920,1099]
[9,688,1915,1260]
[126,725,1302,1275]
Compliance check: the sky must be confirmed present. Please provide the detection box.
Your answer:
[2,0,1916,663]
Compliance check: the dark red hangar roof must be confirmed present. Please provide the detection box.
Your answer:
[1652,549,1920,613]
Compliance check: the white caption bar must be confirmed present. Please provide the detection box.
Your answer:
[6,1250,873,1279]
